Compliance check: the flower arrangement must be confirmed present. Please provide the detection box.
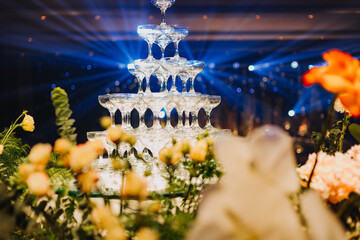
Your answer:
[0,88,222,240]
[0,50,360,239]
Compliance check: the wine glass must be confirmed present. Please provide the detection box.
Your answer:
[137,25,162,61]
[202,95,221,130]
[155,34,172,59]
[152,65,170,92]
[128,63,145,93]
[98,94,117,126]
[185,60,205,93]
[134,59,160,93]
[178,71,189,92]
[166,25,188,60]
[161,57,186,92]
[150,0,176,25]
[87,131,112,163]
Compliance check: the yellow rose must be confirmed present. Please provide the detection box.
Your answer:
[26,172,50,196]
[77,169,99,194]
[159,147,172,164]
[107,125,124,144]
[121,132,136,146]
[170,148,182,165]
[18,163,43,179]
[29,143,52,165]
[87,139,104,155]
[189,139,208,162]
[105,226,127,240]
[69,144,98,173]
[134,227,159,240]
[91,206,121,230]
[21,114,35,132]
[100,116,112,129]
[121,171,148,199]
[0,144,3,155]
[54,138,73,155]
[148,202,161,213]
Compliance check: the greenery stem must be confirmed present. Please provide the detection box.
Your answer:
[1,111,26,145]
[120,171,125,216]
[307,95,337,188]
[337,113,350,152]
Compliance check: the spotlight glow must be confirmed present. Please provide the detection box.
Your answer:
[248,65,255,71]
[291,61,298,69]
[159,111,166,119]
[233,62,240,69]
[288,110,295,117]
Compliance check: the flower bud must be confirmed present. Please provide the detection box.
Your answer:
[107,125,124,144]
[190,139,208,162]
[87,139,104,155]
[26,172,50,196]
[134,227,159,240]
[29,143,52,165]
[69,144,97,172]
[21,114,35,132]
[159,147,172,164]
[77,169,99,194]
[122,132,136,146]
[54,138,73,155]
[122,171,148,199]
[100,116,112,129]
[18,163,43,180]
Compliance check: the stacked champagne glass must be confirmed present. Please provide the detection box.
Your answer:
[88,0,229,195]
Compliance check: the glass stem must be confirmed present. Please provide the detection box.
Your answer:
[182,80,187,92]
[177,109,183,127]
[184,111,190,127]
[147,41,153,59]
[140,111,145,129]
[170,74,177,92]
[138,77,144,93]
[189,76,195,93]
[205,109,211,128]
[145,76,151,93]
[174,41,180,58]
[164,78,168,92]
[191,111,198,127]
[110,110,116,126]
[161,8,166,24]
[165,109,170,127]
[122,112,127,126]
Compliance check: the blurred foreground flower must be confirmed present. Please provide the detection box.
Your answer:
[28,143,52,165]
[69,142,99,172]
[189,139,208,162]
[100,116,112,129]
[298,146,360,204]
[187,125,345,240]
[77,169,99,194]
[26,171,50,196]
[303,49,360,117]
[21,114,35,132]
[0,144,3,155]
[121,171,148,199]
[91,206,126,240]
[134,227,159,240]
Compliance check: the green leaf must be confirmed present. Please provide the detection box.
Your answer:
[349,123,360,143]
[51,87,77,144]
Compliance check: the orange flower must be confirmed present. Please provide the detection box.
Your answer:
[302,49,360,117]
[77,169,99,194]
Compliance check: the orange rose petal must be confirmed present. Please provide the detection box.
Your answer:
[339,93,360,117]
[302,67,326,87]
[319,74,354,93]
